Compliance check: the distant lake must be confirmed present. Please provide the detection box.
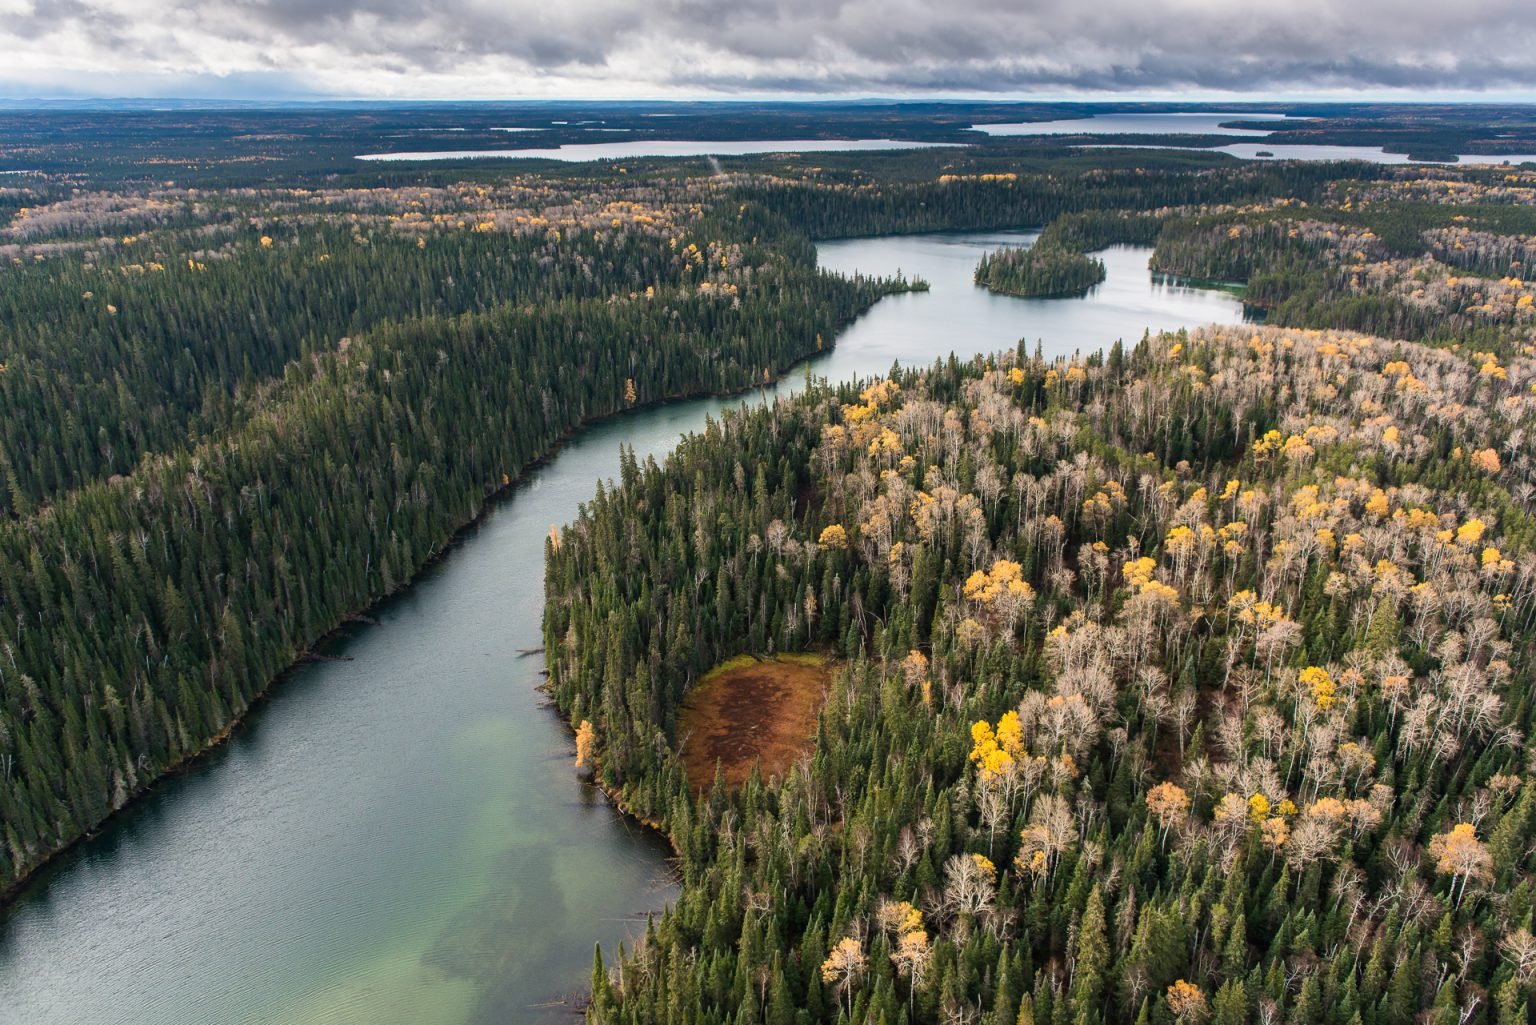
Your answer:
[1212,143,1536,165]
[966,113,1536,165]
[1085,143,1536,166]
[972,112,1303,136]
[354,118,1536,167]
[357,139,956,162]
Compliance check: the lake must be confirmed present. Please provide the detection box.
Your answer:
[970,113,1536,165]
[1087,142,1536,165]
[1212,143,1536,165]
[0,231,1249,1025]
[804,235,1245,385]
[356,139,956,162]
[971,112,1303,136]
[353,116,1536,166]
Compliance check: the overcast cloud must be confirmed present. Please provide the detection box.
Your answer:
[1,0,1534,98]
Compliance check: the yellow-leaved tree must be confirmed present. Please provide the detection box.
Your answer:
[1147,781,1191,849]
[1430,822,1494,906]
[1167,979,1208,1022]
[574,720,597,771]
[820,936,866,1015]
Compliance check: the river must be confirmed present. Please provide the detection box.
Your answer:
[0,231,1248,1025]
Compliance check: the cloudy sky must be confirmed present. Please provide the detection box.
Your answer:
[3,0,1535,100]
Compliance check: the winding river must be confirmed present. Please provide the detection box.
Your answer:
[0,231,1248,1025]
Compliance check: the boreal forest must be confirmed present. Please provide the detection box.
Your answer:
[2,111,1536,1025]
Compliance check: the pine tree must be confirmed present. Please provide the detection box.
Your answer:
[1071,886,1109,1025]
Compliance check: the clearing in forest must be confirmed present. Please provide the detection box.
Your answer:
[678,654,833,790]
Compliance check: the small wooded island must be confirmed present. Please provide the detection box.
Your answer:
[974,241,1107,297]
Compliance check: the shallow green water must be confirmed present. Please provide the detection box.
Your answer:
[0,231,1247,1025]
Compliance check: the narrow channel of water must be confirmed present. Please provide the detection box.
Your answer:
[0,231,1249,1025]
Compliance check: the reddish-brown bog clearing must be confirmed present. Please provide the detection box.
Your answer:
[678,654,833,791]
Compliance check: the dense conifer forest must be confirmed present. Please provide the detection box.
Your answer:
[975,243,1106,298]
[0,172,919,889]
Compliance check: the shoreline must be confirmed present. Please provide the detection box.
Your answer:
[976,278,1101,299]
[0,319,881,913]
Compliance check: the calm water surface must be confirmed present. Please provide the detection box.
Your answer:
[0,231,1248,1025]
[1085,142,1536,165]
[357,139,956,162]
[971,114,1536,165]
[1210,143,1536,165]
[807,234,1244,383]
[971,111,1300,136]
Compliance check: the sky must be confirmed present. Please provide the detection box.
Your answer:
[3,0,1536,101]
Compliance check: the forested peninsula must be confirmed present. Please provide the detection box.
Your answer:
[549,322,1536,1025]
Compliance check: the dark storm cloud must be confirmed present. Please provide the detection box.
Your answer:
[4,0,1536,95]
[5,0,127,41]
